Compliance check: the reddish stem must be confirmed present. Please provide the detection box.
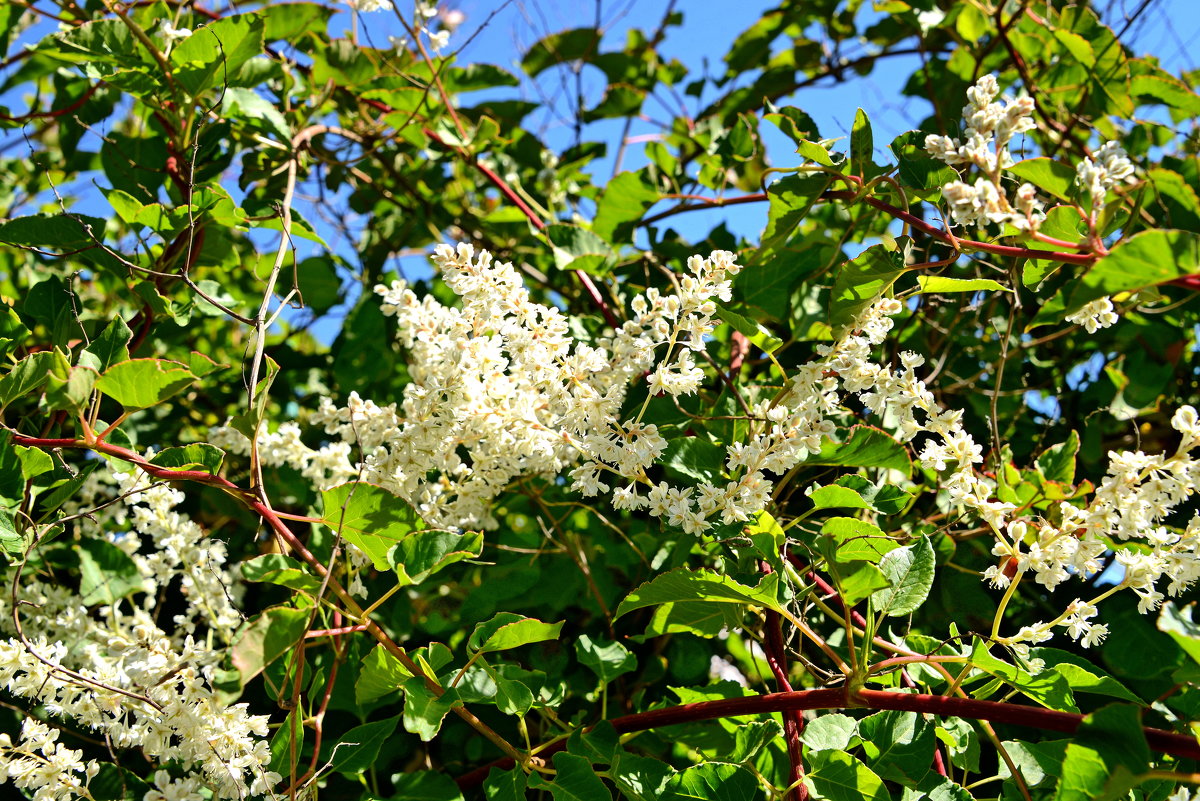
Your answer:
[455,686,1200,789]
[765,609,808,801]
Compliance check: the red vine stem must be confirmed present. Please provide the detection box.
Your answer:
[9,433,526,764]
[641,189,1099,266]
[455,686,1200,789]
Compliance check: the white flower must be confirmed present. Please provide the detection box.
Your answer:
[428,29,451,52]
[348,0,392,11]
[1065,297,1119,333]
[160,21,192,42]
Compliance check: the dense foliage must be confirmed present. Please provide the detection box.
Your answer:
[2,1,1200,799]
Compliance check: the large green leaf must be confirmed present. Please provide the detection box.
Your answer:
[324,716,399,775]
[873,535,935,617]
[96,359,197,409]
[802,426,912,475]
[1068,229,1200,311]
[391,528,483,585]
[231,605,309,681]
[828,243,907,330]
[355,644,413,705]
[805,749,889,801]
[319,482,425,570]
[170,14,266,95]
[574,634,637,683]
[400,679,460,741]
[665,762,759,801]
[615,569,783,619]
[522,28,602,75]
[468,613,564,654]
[240,554,323,596]
[77,538,143,605]
[820,517,898,563]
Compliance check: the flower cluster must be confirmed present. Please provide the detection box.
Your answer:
[0,719,96,801]
[1076,140,1135,211]
[985,406,1200,648]
[1065,296,1120,333]
[925,75,1044,231]
[0,465,277,799]
[386,1,456,52]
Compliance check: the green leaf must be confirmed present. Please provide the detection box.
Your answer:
[638,601,743,640]
[14,446,53,481]
[760,173,832,257]
[574,634,637,683]
[319,482,425,570]
[400,679,460,741]
[1055,744,1109,801]
[0,350,71,409]
[665,762,759,801]
[1068,229,1200,311]
[49,18,140,67]
[268,708,304,776]
[891,130,957,195]
[1072,704,1150,775]
[468,613,564,654]
[998,739,1067,788]
[149,444,225,475]
[873,535,935,617]
[391,771,465,801]
[1157,601,1200,667]
[1029,650,1140,703]
[857,709,935,783]
[96,359,197,409]
[46,365,97,414]
[231,605,309,681]
[522,28,602,75]
[260,2,334,41]
[0,509,29,559]
[805,749,889,801]
[807,484,872,511]
[77,538,143,605]
[715,305,783,354]
[829,243,907,330]
[1131,73,1200,114]
[222,87,291,142]
[1009,157,1077,202]
[916,276,1010,294]
[391,528,483,585]
[1036,431,1079,484]
[0,308,29,360]
[544,752,610,801]
[820,517,898,563]
[662,437,725,485]
[593,171,658,243]
[850,108,874,179]
[326,715,399,774]
[968,640,1077,712]
[545,223,615,275]
[79,317,132,372]
[802,714,859,751]
[829,561,891,606]
[170,14,266,96]
[615,569,783,619]
[830,476,912,515]
[802,426,912,476]
[355,644,413,705]
[240,554,323,596]
[484,767,528,801]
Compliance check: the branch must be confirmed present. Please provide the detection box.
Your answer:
[455,686,1200,789]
